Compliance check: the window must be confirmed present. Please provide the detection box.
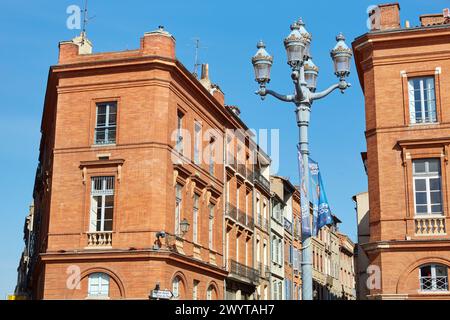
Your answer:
[193,194,199,243]
[206,285,214,300]
[175,184,182,235]
[272,281,278,300]
[420,264,448,292]
[209,204,214,250]
[88,273,110,298]
[193,280,199,300]
[90,177,115,232]
[209,137,215,175]
[176,111,184,154]
[256,237,261,263]
[172,276,181,298]
[263,240,268,267]
[408,77,437,124]
[194,122,201,165]
[95,102,117,145]
[413,159,442,215]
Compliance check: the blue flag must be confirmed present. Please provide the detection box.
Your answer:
[298,147,311,238]
[317,171,333,230]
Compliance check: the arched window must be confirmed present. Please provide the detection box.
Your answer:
[87,273,110,298]
[420,264,448,292]
[206,285,216,300]
[172,276,181,298]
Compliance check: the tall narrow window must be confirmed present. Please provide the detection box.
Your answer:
[194,122,201,165]
[236,233,240,262]
[208,204,214,250]
[193,280,199,300]
[209,137,215,175]
[263,240,268,267]
[176,111,184,154]
[256,237,261,263]
[413,159,442,215]
[420,264,448,292]
[90,177,115,232]
[95,102,117,145]
[175,184,182,235]
[206,285,214,300]
[88,273,110,298]
[172,276,180,298]
[408,77,437,124]
[193,194,199,243]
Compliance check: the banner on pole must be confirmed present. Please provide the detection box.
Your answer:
[298,147,311,238]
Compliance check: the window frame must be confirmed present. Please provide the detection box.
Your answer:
[412,158,443,216]
[89,176,115,232]
[419,264,449,292]
[87,273,110,298]
[408,76,437,125]
[94,102,117,145]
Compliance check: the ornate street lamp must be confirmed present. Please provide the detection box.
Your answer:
[330,33,352,80]
[284,21,307,67]
[251,18,352,301]
[179,218,190,237]
[252,40,273,85]
[304,58,319,92]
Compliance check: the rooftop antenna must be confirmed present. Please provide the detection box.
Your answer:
[191,38,207,78]
[80,0,95,45]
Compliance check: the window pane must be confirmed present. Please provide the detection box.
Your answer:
[97,114,106,126]
[103,220,113,231]
[416,205,428,214]
[415,192,427,205]
[430,191,442,204]
[431,205,442,214]
[97,105,107,115]
[428,160,440,174]
[414,179,426,191]
[109,113,117,126]
[413,160,426,174]
[436,266,448,277]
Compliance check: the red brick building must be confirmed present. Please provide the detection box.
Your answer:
[353,3,450,299]
[16,27,263,300]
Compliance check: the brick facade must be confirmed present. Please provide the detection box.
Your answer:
[353,3,450,300]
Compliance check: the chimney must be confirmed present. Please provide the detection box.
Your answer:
[369,3,400,31]
[141,26,176,59]
[420,13,446,27]
[58,32,93,64]
[199,63,225,105]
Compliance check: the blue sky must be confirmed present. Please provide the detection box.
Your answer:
[0,0,448,299]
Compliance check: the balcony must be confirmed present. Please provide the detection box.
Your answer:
[256,215,269,232]
[254,171,270,194]
[228,259,259,285]
[237,209,254,230]
[87,231,113,248]
[225,202,238,221]
[415,216,446,236]
[226,153,237,171]
[257,262,271,279]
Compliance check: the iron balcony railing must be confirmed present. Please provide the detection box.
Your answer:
[226,203,254,229]
[258,263,271,279]
[284,218,293,234]
[420,276,449,292]
[226,153,237,171]
[237,164,246,178]
[256,215,269,231]
[237,209,254,230]
[225,202,238,221]
[254,170,270,193]
[229,259,259,284]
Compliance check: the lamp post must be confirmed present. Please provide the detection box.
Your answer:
[251,19,352,301]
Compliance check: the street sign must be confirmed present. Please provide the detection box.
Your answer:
[150,289,173,300]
